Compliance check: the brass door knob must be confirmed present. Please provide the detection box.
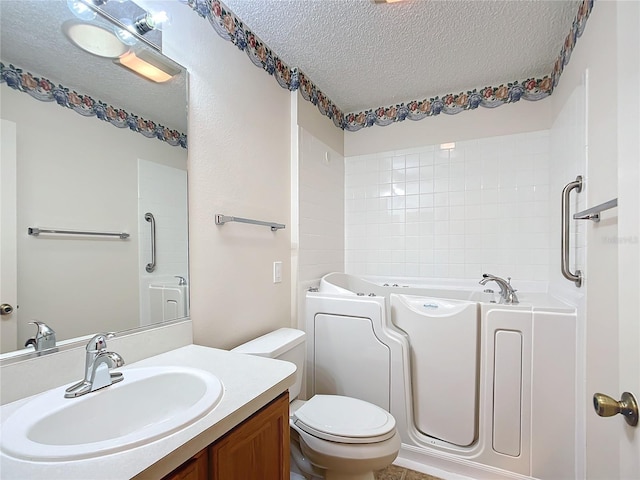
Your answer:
[0,303,13,315]
[593,392,638,426]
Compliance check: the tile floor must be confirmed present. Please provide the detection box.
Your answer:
[375,464,443,480]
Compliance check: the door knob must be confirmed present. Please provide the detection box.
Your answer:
[0,303,13,315]
[593,392,638,426]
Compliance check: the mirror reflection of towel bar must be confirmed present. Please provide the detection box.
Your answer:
[27,227,129,239]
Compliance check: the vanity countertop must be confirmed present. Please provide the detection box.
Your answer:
[0,344,297,480]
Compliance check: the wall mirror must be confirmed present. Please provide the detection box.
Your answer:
[0,0,189,359]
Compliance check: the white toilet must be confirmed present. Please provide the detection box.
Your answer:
[231,328,400,480]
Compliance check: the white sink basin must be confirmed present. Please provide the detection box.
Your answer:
[1,366,223,461]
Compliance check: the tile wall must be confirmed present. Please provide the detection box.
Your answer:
[298,128,345,283]
[345,131,552,282]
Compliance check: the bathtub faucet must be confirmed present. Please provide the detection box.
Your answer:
[479,274,519,304]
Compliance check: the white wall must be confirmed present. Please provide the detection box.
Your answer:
[162,4,293,349]
[548,2,621,478]
[344,98,553,157]
[344,131,551,283]
[1,86,186,348]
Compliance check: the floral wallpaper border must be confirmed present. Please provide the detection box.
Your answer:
[186,0,593,132]
[0,62,188,149]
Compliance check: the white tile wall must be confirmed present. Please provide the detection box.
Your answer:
[298,128,345,282]
[549,82,588,290]
[345,131,552,282]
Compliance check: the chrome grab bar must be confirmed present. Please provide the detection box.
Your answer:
[28,227,129,239]
[561,176,583,287]
[214,214,285,232]
[145,212,156,273]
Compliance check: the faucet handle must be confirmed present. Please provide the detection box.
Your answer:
[85,332,116,353]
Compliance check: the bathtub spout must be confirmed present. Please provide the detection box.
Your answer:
[479,274,519,304]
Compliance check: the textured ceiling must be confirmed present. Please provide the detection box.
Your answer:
[223,0,581,113]
[0,0,187,133]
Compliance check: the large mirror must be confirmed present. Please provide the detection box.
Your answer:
[0,0,189,357]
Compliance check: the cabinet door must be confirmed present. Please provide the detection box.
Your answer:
[210,392,289,480]
[162,449,208,480]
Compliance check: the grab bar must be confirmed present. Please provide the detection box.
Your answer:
[574,198,618,222]
[145,212,156,273]
[28,227,129,239]
[215,214,285,232]
[561,176,583,287]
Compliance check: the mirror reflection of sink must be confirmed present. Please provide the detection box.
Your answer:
[1,366,223,461]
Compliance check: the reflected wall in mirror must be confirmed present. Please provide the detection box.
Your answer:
[0,0,189,357]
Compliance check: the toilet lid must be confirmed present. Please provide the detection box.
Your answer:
[292,395,396,444]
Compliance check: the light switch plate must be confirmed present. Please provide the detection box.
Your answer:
[273,261,282,283]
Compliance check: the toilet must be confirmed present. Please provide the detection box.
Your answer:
[231,328,400,480]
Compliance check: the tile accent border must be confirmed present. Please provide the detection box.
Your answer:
[0,62,188,149]
[343,77,553,132]
[186,0,593,132]
[185,0,345,128]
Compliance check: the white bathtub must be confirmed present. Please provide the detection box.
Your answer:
[305,273,578,480]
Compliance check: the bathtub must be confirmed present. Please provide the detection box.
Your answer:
[305,273,578,480]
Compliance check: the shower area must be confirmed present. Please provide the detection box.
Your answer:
[295,77,589,479]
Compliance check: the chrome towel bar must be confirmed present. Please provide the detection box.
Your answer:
[145,212,156,273]
[573,198,618,222]
[561,176,583,287]
[27,227,129,239]
[215,214,285,232]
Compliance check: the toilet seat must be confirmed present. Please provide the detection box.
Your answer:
[292,395,396,444]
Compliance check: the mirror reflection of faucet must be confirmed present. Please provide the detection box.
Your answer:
[24,321,57,353]
[65,333,124,398]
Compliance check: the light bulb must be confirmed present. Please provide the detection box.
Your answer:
[134,9,171,34]
[67,0,97,21]
[114,18,138,46]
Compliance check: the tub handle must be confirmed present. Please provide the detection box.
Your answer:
[561,176,582,287]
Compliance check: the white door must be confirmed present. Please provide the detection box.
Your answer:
[617,2,640,476]
[0,119,18,353]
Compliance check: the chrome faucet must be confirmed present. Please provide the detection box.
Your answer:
[65,333,125,398]
[479,274,519,304]
[24,321,57,352]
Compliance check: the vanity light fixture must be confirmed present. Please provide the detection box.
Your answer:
[114,49,180,83]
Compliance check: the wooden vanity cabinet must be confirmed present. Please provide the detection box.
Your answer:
[162,392,290,480]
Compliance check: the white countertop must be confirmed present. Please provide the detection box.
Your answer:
[0,345,297,480]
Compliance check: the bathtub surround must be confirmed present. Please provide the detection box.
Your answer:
[345,130,551,282]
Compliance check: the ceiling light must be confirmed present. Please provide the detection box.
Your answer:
[62,20,129,58]
[114,50,180,83]
[440,142,456,150]
[372,0,406,3]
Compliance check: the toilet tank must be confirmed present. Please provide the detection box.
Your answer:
[231,328,305,399]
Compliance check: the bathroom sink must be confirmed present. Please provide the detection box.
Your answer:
[1,366,223,461]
